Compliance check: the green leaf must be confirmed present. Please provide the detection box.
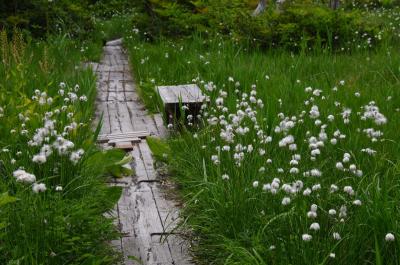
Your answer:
[0,192,17,207]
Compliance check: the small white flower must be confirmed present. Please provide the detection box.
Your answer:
[32,183,47,193]
[253,181,259,188]
[328,209,337,215]
[333,232,341,240]
[302,234,312,242]
[310,204,318,212]
[344,186,355,196]
[281,197,291,205]
[312,184,321,191]
[353,199,362,206]
[385,233,395,242]
[32,153,47,164]
[349,164,357,172]
[329,253,336,258]
[262,184,271,192]
[13,169,36,184]
[269,245,275,250]
[303,188,312,196]
[55,185,63,191]
[336,162,344,170]
[222,174,229,181]
[307,211,317,219]
[309,222,320,231]
[330,184,339,193]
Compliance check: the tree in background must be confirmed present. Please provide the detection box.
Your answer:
[252,0,341,15]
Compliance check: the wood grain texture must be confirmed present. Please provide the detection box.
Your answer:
[94,39,192,265]
[157,84,205,104]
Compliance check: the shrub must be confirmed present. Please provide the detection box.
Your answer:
[132,0,397,50]
[0,0,136,39]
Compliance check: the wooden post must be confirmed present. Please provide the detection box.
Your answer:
[330,0,340,9]
[253,0,267,16]
[253,0,287,15]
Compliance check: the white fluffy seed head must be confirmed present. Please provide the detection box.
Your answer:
[310,204,318,212]
[307,211,317,219]
[302,234,312,242]
[32,183,47,193]
[310,222,320,231]
[329,209,337,215]
[333,232,341,240]
[385,233,395,242]
[282,197,291,205]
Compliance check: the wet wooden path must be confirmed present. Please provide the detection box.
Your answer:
[92,39,192,265]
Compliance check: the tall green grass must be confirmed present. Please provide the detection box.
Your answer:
[0,31,126,264]
[125,31,400,264]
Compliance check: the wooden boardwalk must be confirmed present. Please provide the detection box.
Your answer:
[92,39,192,265]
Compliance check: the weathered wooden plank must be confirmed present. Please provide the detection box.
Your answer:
[96,101,111,135]
[110,71,124,81]
[117,102,135,132]
[118,182,169,264]
[150,235,174,264]
[157,84,205,104]
[94,39,192,265]
[125,91,140,102]
[123,81,136,92]
[130,145,150,183]
[109,137,141,144]
[107,38,123,46]
[96,88,108,102]
[110,65,125,72]
[98,131,150,143]
[171,85,193,103]
[157,86,176,104]
[153,114,168,138]
[115,142,135,150]
[107,102,123,134]
[121,237,143,265]
[139,141,157,181]
[167,235,193,265]
[123,70,135,83]
[126,104,150,132]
